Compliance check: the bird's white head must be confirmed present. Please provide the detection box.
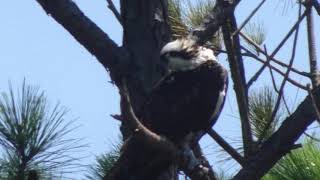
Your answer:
[160,39,217,72]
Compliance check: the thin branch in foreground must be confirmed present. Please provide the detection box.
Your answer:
[241,46,308,91]
[312,0,320,15]
[208,129,246,167]
[258,5,301,144]
[304,131,320,142]
[258,8,301,144]
[217,0,254,157]
[106,0,123,25]
[265,45,291,115]
[232,0,266,36]
[240,31,310,78]
[245,9,306,87]
[246,53,272,88]
[268,10,306,58]
[267,68,292,116]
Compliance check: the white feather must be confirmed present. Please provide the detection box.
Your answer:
[160,39,195,55]
[161,39,217,72]
[210,84,226,121]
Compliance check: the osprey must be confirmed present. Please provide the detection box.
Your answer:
[140,39,228,144]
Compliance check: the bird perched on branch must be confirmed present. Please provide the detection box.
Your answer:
[140,38,228,144]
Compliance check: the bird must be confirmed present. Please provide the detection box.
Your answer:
[139,38,228,144]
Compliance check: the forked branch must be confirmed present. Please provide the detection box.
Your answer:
[106,0,123,25]
[258,9,301,144]
[241,46,308,90]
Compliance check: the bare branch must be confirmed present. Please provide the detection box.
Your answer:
[241,46,308,90]
[304,131,320,142]
[240,32,310,78]
[106,0,123,25]
[258,9,301,144]
[208,129,246,167]
[233,0,266,36]
[312,0,320,15]
[244,9,307,87]
[35,0,129,84]
[268,66,279,93]
[266,46,292,115]
[246,54,272,88]
[269,10,307,58]
[219,0,254,157]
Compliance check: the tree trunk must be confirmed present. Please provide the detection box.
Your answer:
[115,1,176,179]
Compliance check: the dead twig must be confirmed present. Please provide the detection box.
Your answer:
[312,0,320,15]
[304,131,320,142]
[106,0,123,25]
[264,46,291,115]
[258,7,302,144]
[245,9,307,88]
[241,46,308,90]
[233,0,266,36]
[208,129,246,167]
[240,31,310,78]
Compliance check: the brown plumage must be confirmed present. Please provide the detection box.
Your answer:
[139,61,228,143]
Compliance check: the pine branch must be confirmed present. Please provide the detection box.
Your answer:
[232,86,320,180]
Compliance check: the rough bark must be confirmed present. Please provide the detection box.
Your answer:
[119,0,171,139]
[306,2,320,86]
[218,1,253,157]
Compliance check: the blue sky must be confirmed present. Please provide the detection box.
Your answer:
[0,0,319,179]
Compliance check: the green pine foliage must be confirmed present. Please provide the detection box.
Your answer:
[0,82,83,179]
[168,0,221,50]
[263,139,320,180]
[86,140,122,179]
[249,86,280,142]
